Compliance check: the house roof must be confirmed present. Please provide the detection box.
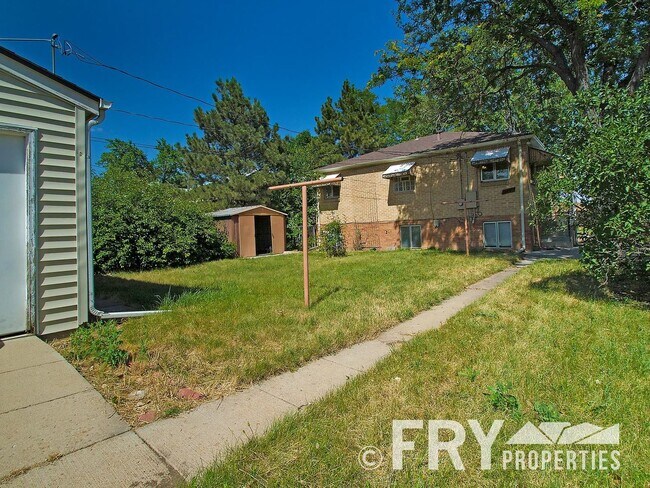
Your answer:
[0,46,101,102]
[209,205,287,218]
[318,132,539,173]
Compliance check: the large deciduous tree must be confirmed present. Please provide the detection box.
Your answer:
[184,78,287,208]
[380,0,650,96]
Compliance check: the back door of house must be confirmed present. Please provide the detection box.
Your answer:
[254,216,272,255]
[0,132,28,336]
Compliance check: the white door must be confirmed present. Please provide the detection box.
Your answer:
[0,133,28,335]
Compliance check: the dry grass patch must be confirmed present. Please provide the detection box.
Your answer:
[53,250,514,425]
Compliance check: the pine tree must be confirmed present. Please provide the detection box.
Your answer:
[184,78,287,208]
[314,80,386,160]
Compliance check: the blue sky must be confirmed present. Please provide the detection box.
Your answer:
[0,1,402,161]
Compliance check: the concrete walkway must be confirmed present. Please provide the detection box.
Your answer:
[0,336,180,486]
[0,254,566,485]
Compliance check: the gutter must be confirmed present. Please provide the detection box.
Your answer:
[86,100,166,319]
[517,138,526,252]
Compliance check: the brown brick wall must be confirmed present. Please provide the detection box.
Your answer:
[341,214,534,251]
[320,141,536,251]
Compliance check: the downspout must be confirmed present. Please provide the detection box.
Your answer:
[86,100,166,319]
[517,139,526,252]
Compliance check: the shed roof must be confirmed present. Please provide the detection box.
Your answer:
[318,132,542,173]
[209,205,287,218]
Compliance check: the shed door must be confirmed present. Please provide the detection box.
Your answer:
[0,133,28,336]
[254,216,272,256]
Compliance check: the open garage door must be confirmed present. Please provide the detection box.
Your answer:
[0,132,28,336]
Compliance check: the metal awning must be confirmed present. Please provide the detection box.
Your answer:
[314,173,341,187]
[470,147,510,166]
[382,162,415,179]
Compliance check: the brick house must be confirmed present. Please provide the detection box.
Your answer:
[316,132,553,252]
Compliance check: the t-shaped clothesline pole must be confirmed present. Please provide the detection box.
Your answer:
[269,176,343,307]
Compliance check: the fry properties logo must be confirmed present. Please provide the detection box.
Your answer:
[382,420,620,472]
[503,421,620,470]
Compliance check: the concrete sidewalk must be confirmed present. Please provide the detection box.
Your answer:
[1,259,542,485]
[0,336,180,487]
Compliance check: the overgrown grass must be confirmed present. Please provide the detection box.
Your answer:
[69,321,129,367]
[54,250,513,425]
[192,260,649,487]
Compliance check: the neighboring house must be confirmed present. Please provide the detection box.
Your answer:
[210,205,286,257]
[0,47,110,337]
[317,132,553,252]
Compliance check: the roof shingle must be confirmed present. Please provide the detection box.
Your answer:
[317,131,530,172]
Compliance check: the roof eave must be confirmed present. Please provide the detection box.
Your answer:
[209,205,288,218]
[317,134,538,174]
[0,46,102,114]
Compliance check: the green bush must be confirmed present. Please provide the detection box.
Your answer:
[536,84,650,297]
[93,168,236,272]
[321,220,346,257]
[69,321,129,367]
[569,86,650,294]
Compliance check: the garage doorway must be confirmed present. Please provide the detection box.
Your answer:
[0,132,28,336]
[254,215,273,256]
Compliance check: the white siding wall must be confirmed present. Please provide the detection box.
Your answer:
[0,70,84,334]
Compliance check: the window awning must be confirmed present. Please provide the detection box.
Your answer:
[470,147,510,166]
[314,173,341,187]
[382,162,415,179]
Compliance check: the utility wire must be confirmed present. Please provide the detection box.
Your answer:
[111,108,200,128]
[65,41,215,107]
[63,40,302,134]
[0,37,52,43]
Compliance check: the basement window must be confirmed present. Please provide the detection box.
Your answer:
[400,225,422,249]
[480,161,510,182]
[484,221,513,248]
[393,175,415,192]
[323,185,340,200]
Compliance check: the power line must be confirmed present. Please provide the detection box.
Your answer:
[111,108,200,128]
[0,37,52,42]
[62,40,302,134]
[92,137,158,150]
[64,41,215,107]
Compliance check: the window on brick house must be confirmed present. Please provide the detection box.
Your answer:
[483,221,512,248]
[323,185,340,199]
[480,161,510,181]
[400,225,422,248]
[393,175,415,192]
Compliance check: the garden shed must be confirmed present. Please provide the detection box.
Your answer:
[0,46,110,337]
[210,205,286,257]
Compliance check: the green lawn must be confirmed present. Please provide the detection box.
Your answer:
[192,260,649,487]
[57,250,514,424]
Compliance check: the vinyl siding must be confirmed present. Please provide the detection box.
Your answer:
[0,69,86,334]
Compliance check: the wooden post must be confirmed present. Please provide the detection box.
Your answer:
[302,184,309,307]
[269,176,343,308]
[463,205,470,256]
